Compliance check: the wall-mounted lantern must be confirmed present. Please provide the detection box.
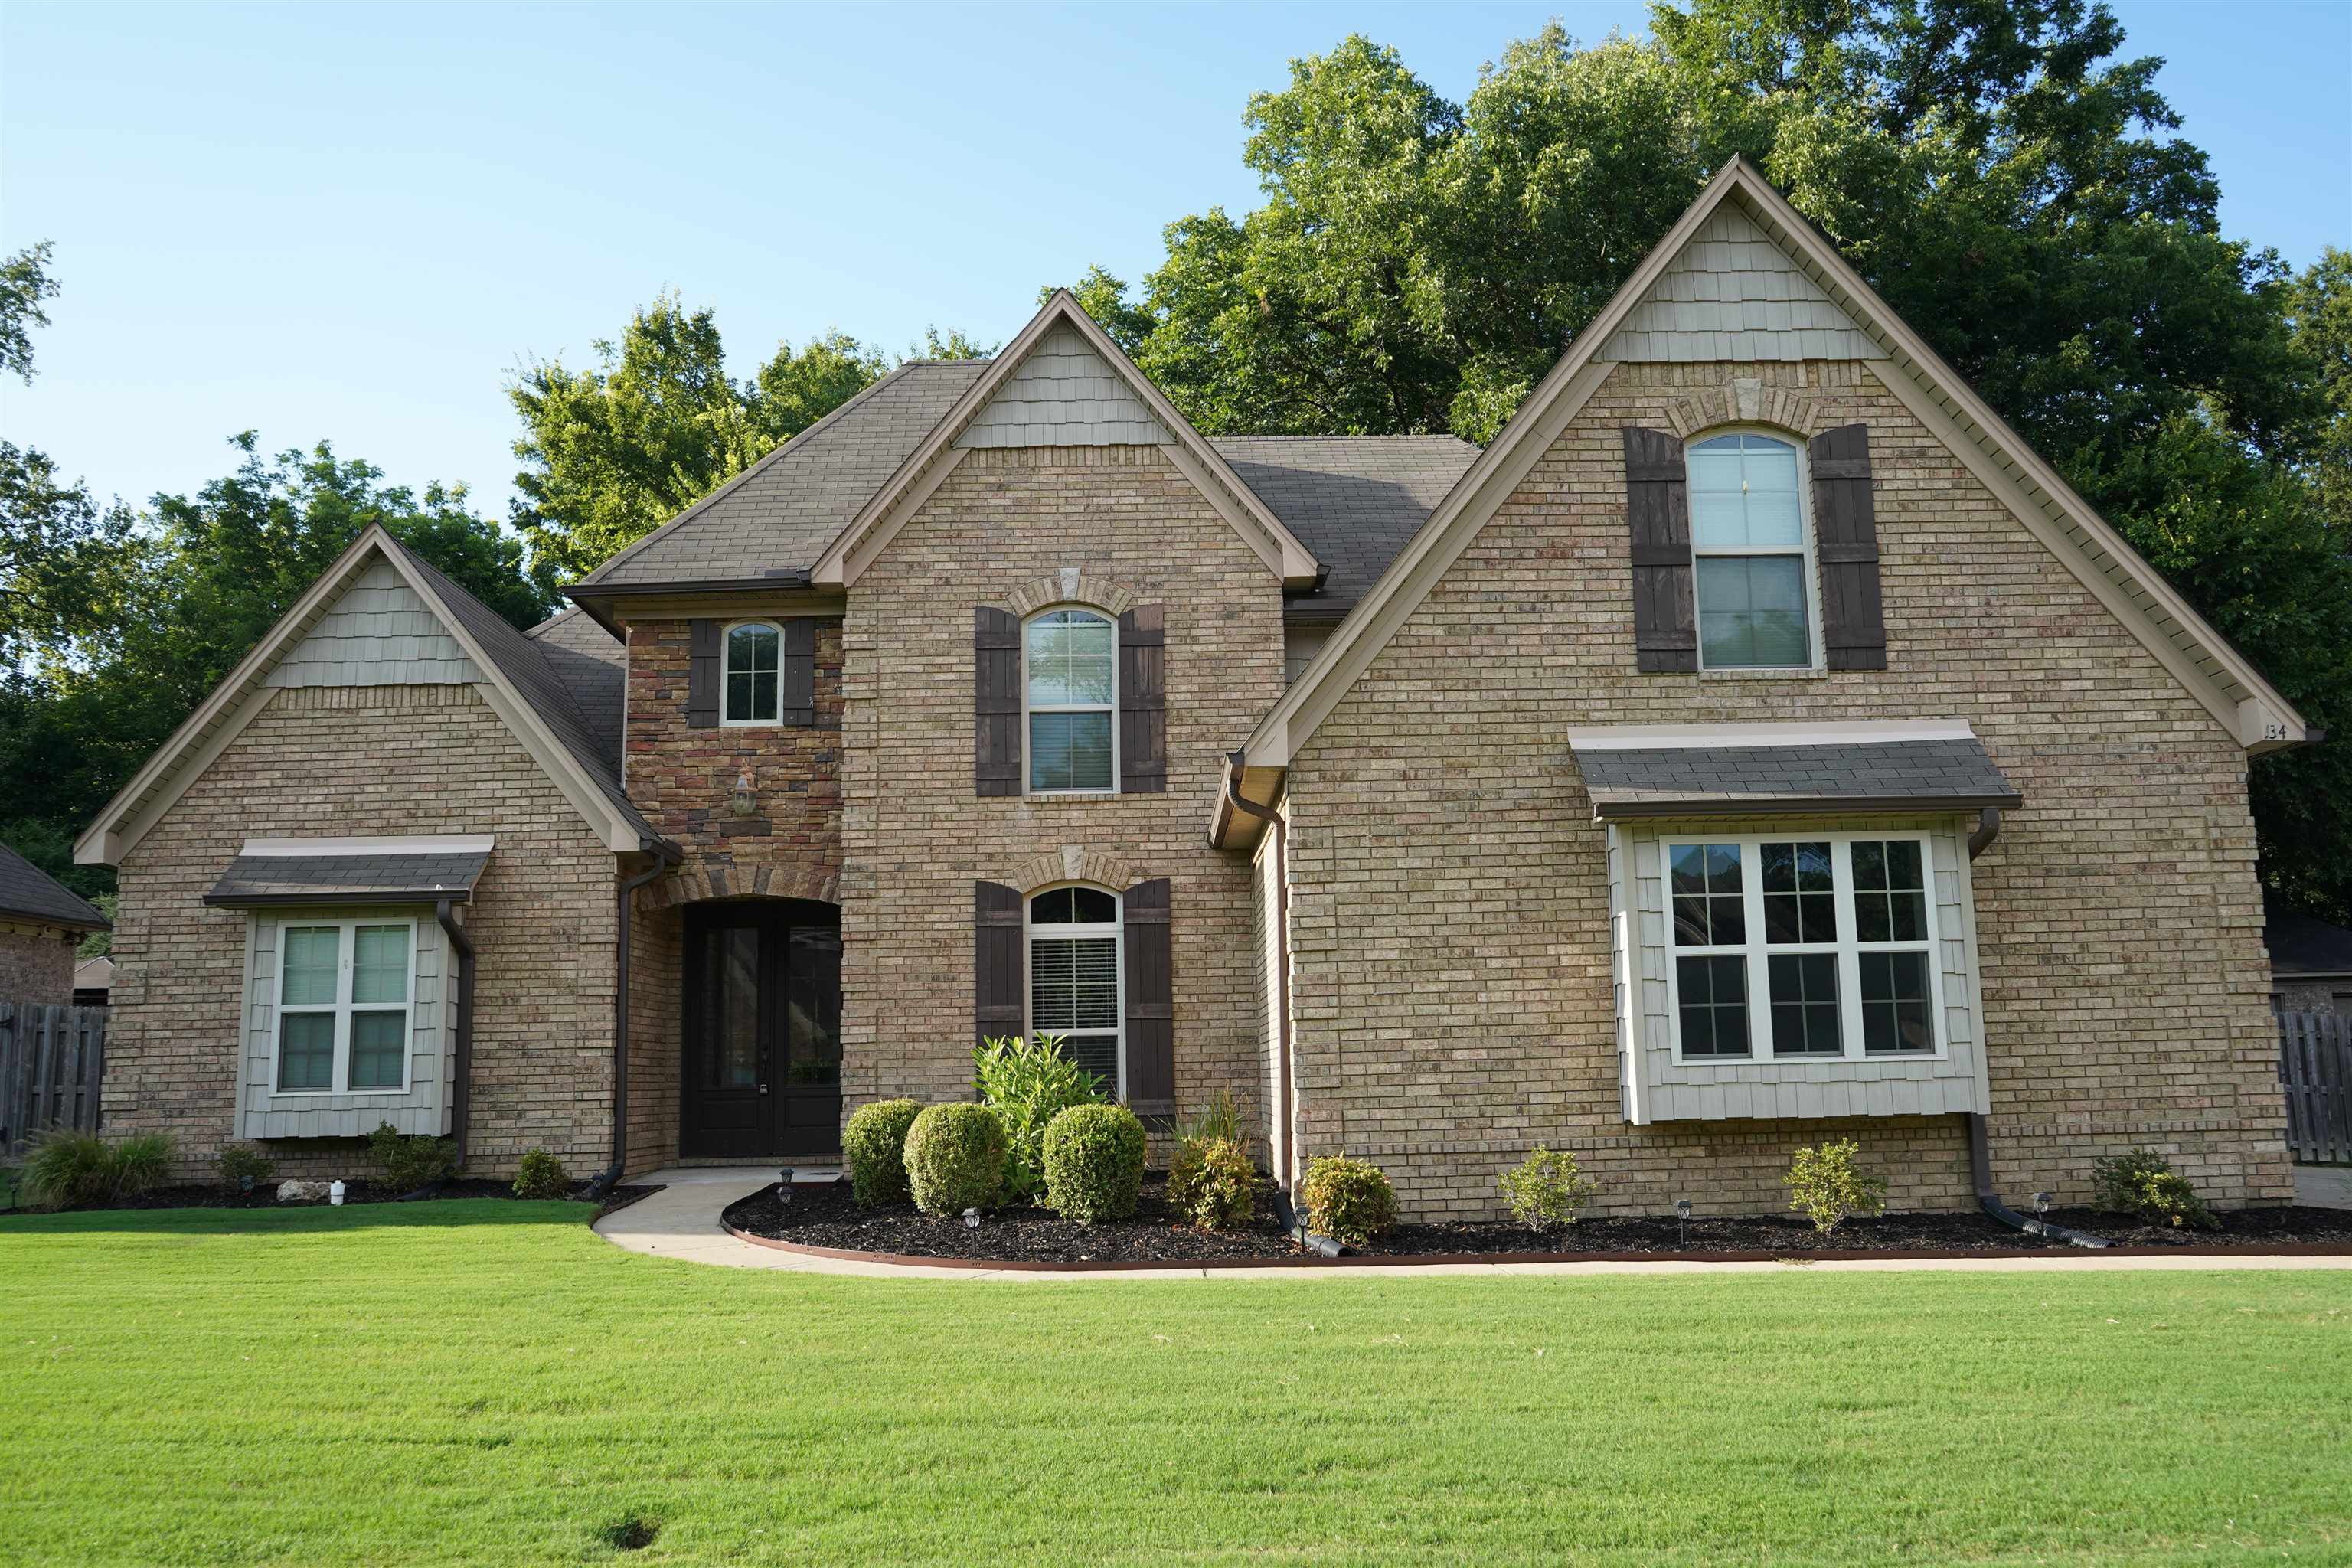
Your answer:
[728,770,757,818]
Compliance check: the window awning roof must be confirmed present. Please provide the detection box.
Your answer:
[1565,722,2021,822]
[203,835,493,908]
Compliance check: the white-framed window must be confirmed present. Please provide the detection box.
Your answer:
[1686,431,1818,670]
[274,917,416,1093]
[1664,833,1942,1063]
[1024,607,1117,792]
[1025,884,1122,1093]
[722,621,782,726]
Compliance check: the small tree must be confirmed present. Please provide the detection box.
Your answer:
[1497,1146,1597,1232]
[1783,1138,1886,1234]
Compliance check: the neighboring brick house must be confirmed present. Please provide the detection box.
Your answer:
[78,158,2313,1215]
[0,843,108,1004]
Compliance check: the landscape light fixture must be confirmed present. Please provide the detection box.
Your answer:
[1675,1197,1690,1246]
[778,1168,794,1204]
[2033,1192,2051,1218]
[963,1208,982,1230]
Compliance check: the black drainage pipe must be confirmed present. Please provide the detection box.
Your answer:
[1968,1112,2112,1248]
[1272,1184,1344,1258]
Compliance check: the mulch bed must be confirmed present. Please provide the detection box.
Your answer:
[38,1178,665,1218]
[722,1174,2352,1266]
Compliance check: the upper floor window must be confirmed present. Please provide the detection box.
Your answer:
[1686,433,1813,670]
[724,622,781,725]
[1025,609,1116,792]
[720,620,786,728]
[1667,833,1941,1063]
[1027,884,1122,1091]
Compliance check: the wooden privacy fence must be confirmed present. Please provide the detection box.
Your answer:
[2279,1011,2351,1165]
[0,1001,106,1159]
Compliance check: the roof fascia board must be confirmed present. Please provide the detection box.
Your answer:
[1251,356,1619,766]
[1563,720,1976,750]
[204,888,474,909]
[1721,175,2308,749]
[825,446,972,586]
[240,835,496,856]
[106,685,280,862]
[74,526,396,864]
[1595,792,2020,821]
[1155,440,1298,583]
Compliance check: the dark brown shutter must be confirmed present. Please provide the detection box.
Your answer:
[1623,428,1697,673]
[1808,423,1888,671]
[686,619,720,727]
[1117,604,1166,794]
[779,618,817,726]
[975,607,1021,796]
[1122,877,1174,1118]
[975,880,1025,1050]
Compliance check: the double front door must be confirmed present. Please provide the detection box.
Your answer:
[681,901,842,1159]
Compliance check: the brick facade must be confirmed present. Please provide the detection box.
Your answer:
[1282,358,2292,1219]
[105,684,618,1181]
[0,924,79,1004]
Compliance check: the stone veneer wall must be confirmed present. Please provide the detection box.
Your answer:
[0,925,79,1004]
[105,684,618,1180]
[1285,358,2290,1219]
[839,444,1286,1149]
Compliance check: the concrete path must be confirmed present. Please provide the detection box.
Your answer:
[596,1166,2352,1282]
[2298,1163,2352,1210]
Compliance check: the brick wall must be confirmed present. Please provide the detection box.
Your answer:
[1285,358,2292,1218]
[106,684,618,1180]
[838,444,1286,1148]
[0,925,78,1004]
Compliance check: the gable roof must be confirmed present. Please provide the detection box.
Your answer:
[2267,897,2352,980]
[808,292,1321,589]
[1236,155,2312,788]
[0,841,107,931]
[76,528,665,864]
[526,605,626,766]
[1213,436,1479,620]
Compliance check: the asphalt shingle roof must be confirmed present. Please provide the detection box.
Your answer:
[204,850,492,907]
[1212,436,1479,618]
[0,841,107,930]
[2266,897,2352,978]
[526,606,626,769]
[1571,737,2023,820]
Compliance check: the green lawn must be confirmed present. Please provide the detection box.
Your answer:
[1,1203,2347,1566]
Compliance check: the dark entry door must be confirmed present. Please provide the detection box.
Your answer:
[681,901,842,1159]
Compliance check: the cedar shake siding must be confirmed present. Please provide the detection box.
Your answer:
[1282,357,2288,1219]
[838,444,1285,1143]
[103,684,617,1180]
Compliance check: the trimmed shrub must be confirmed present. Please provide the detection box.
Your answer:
[1041,1103,1148,1223]
[904,1102,1008,1217]
[512,1148,569,1200]
[2092,1147,2219,1230]
[1168,1135,1256,1231]
[369,1120,456,1194]
[1300,1154,1397,1246]
[843,1098,924,1206]
[974,1034,1105,1202]
[21,1130,173,1211]
[1497,1145,1596,1232]
[1784,1138,1887,1233]
[217,1143,276,1194]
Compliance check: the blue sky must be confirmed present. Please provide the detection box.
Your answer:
[3,1,2347,521]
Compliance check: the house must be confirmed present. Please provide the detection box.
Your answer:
[0,842,108,1004]
[75,159,2310,1213]
[72,956,113,1009]
[2269,897,2352,1015]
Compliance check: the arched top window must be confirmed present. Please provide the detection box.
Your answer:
[1685,432,1815,670]
[1024,607,1116,792]
[1025,884,1122,1090]
[723,622,781,725]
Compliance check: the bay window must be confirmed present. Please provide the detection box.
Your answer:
[274,918,415,1093]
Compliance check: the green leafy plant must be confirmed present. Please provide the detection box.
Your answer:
[1497,1146,1596,1232]
[903,1102,1009,1217]
[1040,1103,1148,1224]
[217,1143,275,1194]
[2092,1148,2219,1230]
[20,1130,173,1211]
[973,1034,1105,1202]
[1784,1138,1888,1234]
[1168,1135,1256,1231]
[1300,1154,1398,1247]
[842,1098,924,1206]
[368,1121,456,1194]
[511,1149,569,1201]
[1173,1088,1242,1148]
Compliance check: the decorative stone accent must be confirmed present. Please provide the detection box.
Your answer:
[276,1179,332,1201]
[1002,847,1148,897]
[1658,378,1831,439]
[1002,568,1145,619]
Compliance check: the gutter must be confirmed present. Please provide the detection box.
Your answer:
[1966,806,2001,860]
[434,899,476,1171]
[593,839,681,1196]
[1967,1112,2110,1248]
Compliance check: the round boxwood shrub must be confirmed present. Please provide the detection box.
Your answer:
[843,1098,925,1206]
[1300,1154,1398,1246]
[1040,1103,1147,1223]
[1168,1136,1256,1230]
[904,1102,1008,1217]
[511,1148,569,1200]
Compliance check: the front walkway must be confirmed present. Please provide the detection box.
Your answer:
[596,1167,2352,1281]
